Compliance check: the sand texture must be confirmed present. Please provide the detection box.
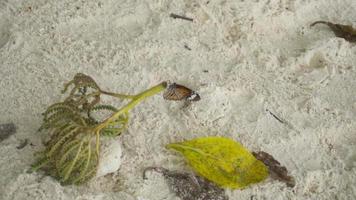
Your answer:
[0,0,356,199]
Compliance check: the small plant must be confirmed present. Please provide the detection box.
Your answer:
[32,73,167,185]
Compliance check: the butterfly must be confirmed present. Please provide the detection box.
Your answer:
[163,83,200,101]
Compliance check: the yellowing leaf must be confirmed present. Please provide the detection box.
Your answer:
[166,137,269,189]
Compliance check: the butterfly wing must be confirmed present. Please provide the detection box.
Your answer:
[163,84,193,101]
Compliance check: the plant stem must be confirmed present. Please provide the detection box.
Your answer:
[100,90,136,99]
[94,82,167,132]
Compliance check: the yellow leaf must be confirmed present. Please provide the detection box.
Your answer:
[166,137,269,189]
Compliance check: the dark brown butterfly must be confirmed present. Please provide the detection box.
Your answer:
[163,83,200,101]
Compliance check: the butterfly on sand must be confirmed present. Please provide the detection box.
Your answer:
[163,83,200,102]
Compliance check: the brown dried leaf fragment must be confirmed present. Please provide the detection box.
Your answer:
[310,21,356,43]
[143,167,228,200]
[252,151,295,187]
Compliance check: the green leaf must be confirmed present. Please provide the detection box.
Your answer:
[166,137,269,189]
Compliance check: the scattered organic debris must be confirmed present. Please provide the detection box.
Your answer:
[170,13,193,22]
[266,109,285,124]
[16,139,29,149]
[184,44,192,50]
[310,21,356,42]
[163,83,200,102]
[0,123,16,142]
[143,167,228,200]
[252,151,295,187]
[32,73,167,185]
[167,137,269,189]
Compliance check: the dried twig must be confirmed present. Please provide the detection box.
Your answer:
[266,109,285,124]
[170,13,193,22]
[311,21,356,43]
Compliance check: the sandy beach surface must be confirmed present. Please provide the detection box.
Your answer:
[1,0,356,199]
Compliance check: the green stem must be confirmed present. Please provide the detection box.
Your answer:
[100,90,136,99]
[95,82,167,131]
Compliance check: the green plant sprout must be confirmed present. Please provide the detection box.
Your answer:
[32,73,167,185]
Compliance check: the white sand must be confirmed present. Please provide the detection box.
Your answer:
[1,0,356,199]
